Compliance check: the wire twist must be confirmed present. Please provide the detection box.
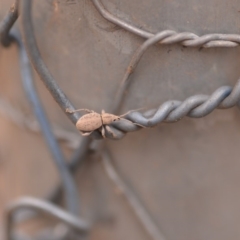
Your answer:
[92,0,240,48]
[107,84,239,139]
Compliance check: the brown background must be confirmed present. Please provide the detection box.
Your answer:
[1,0,240,239]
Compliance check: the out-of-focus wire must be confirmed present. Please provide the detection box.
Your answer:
[13,31,80,216]
[5,197,90,240]
[101,149,167,240]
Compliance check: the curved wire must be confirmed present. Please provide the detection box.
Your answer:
[20,0,79,125]
[13,31,80,215]
[5,197,90,240]
[20,0,103,140]
[92,0,240,48]
[115,30,180,113]
[0,0,19,47]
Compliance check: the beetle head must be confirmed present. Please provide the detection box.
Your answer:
[113,116,120,121]
[102,113,121,125]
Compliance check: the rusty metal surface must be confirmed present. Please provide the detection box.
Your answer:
[1,0,240,240]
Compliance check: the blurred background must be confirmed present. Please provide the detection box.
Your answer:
[1,0,240,239]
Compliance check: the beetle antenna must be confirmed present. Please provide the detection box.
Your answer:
[66,108,93,114]
[119,108,145,117]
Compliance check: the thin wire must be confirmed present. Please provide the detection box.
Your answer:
[92,0,240,48]
[47,138,91,204]
[5,197,90,240]
[12,140,91,226]
[101,149,166,240]
[0,0,19,47]
[0,95,85,149]
[114,31,178,113]
[20,0,103,140]
[13,31,80,216]
[20,0,79,125]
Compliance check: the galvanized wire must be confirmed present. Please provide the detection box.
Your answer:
[20,0,79,125]
[92,0,240,48]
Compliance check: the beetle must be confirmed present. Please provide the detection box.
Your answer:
[66,108,121,138]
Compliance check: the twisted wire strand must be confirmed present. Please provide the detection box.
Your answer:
[110,84,238,135]
[101,30,240,139]
[0,0,18,46]
[92,0,240,48]
[5,197,90,240]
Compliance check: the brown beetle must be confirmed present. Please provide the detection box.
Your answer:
[66,109,121,137]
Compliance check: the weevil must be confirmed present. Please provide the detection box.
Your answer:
[66,108,122,138]
[66,108,145,138]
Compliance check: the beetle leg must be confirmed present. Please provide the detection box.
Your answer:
[66,108,94,114]
[101,126,106,138]
[80,131,93,136]
[119,108,145,117]
[105,125,117,138]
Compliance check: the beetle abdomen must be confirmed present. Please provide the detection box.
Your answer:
[76,113,102,132]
